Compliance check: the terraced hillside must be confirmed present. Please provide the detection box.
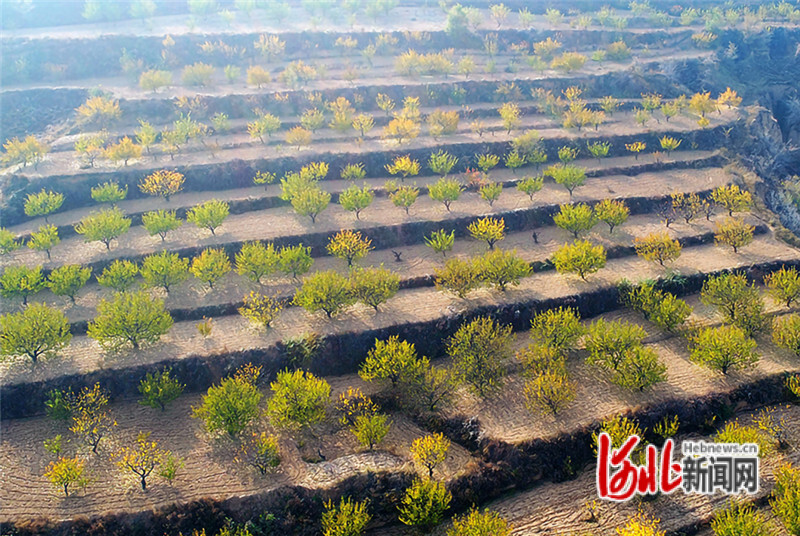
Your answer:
[2,2,800,536]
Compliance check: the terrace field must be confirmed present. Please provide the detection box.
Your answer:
[2,1,800,535]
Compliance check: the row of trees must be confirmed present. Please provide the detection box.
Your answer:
[356,258,797,420]
[7,195,227,260]
[77,0,800,31]
[43,378,184,495]
[5,254,797,371]
[41,355,508,534]
[435,264,800,418]
[0,180,763,334]
[5,139,723,264]
[536,86,740,133]
[29,263,800,513]
[445,2,800,32]
[9,74,711,177]
[0,209,765,367]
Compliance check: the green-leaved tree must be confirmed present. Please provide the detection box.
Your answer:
[87,290,173,351]
[141,251,189,294]
[47,265,92,303]
[193,365,263,437]
[448,316,512,397]
[293,270,354,318]
[0,302,72,365]
[266,369,331,432]
[187,199,229,235]
[74,207,132,250]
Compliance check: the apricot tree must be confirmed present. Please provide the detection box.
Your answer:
[322,498,371,536]
[138,367,185,411]
[689,325,758,374]
[634,232,682,266]
[266,369,331,432]
[764,266,800,308]
[139,170,185,201]
[477,248,532,291]
[24,189,63,222]
[293,270,354,318]
[88,290,173,351]
[595,199,629,233]
[410,433,450,479]
[238,292,284,329]
[714,217,754,252]
[0,302,71,365]
[398,478,451,529]
[235,241,279,284]
[448,316,512,396]
[187,199,230,235]
[28,224,60,260]
[190,248,231,288]
[349,266,400,311]
[339,184,374,220]
[96,260,138,292]
[0,265,45,305]
[141,251,189,293]
[360,336,427,388]
[468,217,505,249]
[193,365,263,437]
[47,265,92,303]
[327,230,373,266]
[142,210,182,241]
[554,203,598,238]
[434,258,480,298]
[113,432,170,490]
[552,240,606,280]
[45,457,89,497]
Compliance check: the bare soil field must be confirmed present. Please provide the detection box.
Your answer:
[0,373,473,522]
